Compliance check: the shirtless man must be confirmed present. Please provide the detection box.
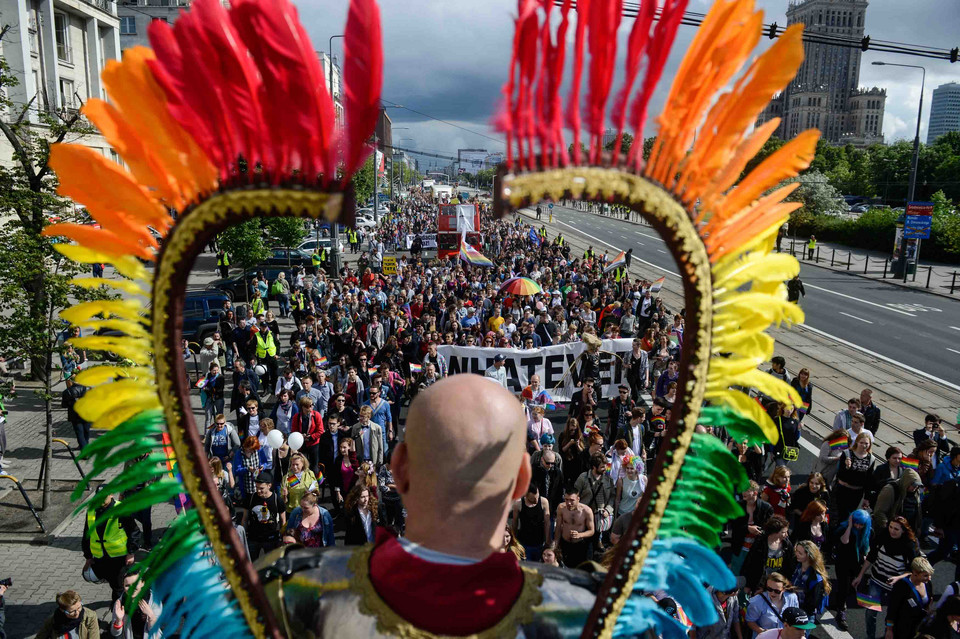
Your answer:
[556,487,595,569]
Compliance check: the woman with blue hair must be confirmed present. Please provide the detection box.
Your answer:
[829,509,872,631]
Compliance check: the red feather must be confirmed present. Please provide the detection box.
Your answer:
[147,18,228,175]
[343,0,383,179]
[566,0,591,165]
[610,0,656,165]
[497,9,522,168]
[516,0,539,170]
[535,1,553,168]
[550,1,573,167]
[190,0,271,170]
[628,0,689,171]
[229,0,337,181]
[586,0,622,164]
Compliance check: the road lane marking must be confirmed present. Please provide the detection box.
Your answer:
[839,312,873,324]
[804,283,917,317]
[556,220,681,277]
[799,324,960,392]
[657,249,667,254]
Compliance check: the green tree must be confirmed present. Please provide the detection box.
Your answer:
[784,170,844,216]
[263,218,306,266]
[218,220,270,302]
[931,190,960,259]
[0,47,113,508]
[604,132,633,158]
[352,155,375,205]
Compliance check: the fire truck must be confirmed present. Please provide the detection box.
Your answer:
[437,203,482,259]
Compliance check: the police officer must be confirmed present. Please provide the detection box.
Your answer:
[216,250,229,278]
[255,323,279,394]
[82,492,141,602]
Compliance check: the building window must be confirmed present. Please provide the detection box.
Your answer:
[59,78,75,110]
[55,13,71,63]
[120,16,136,35]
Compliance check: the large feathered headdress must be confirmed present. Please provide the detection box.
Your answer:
[493,0,814,636]
[44,0,382,636]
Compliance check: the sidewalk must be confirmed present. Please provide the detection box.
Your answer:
[575,205,960,298]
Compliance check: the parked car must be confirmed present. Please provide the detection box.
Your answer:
[206,266,292,302]
[355,216,377,229]
[183,291,230,344]
[261,248,313,269]
[298,238,344,254]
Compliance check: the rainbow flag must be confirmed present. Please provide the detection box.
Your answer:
[901,456,920,471]
[537,390,558,411]
[459,240,494,267]
[828,433,849,450]
[409,362,422,374]
[161,433,191,514]
[603,250,627,274]
[316,355,328,368]
[316,469,324,485]
[649,276,666,294]
[800,400,811,413]
[368,366,379,376]
[856,592,882,611]
[194,376,206,389]
[286,474,301,489]
[584,423,602,438]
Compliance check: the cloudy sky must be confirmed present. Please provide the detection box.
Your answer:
[299,0,958,167]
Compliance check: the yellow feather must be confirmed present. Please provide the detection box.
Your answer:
[713,253,801,291]
[705,389,780,444]
[91,398,162,431]
[71,277,148,297]
[711,332,774,359]
[73,365,154,387]
[712,369,802,406]
[68,336,153,365]
[68,318,150,339]
[54,245,149,282]
[60,300,144,325]
[75,378,158,422]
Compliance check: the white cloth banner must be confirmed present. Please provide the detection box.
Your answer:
[403,234,438,250]
[437,339,634,401]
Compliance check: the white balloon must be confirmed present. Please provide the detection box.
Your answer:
[266,430,285,449]
[254,365,267,376]
[287,431,304,451]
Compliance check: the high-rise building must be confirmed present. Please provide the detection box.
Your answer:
[927,82,960,144]
[0,0,121,161]
[756,0,885,147]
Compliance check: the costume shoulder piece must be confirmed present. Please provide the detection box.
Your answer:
[44,0,814,636]
[257,534,598,638]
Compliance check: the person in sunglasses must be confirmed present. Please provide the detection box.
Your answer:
[745,572,800,637]
[36,591,99,639]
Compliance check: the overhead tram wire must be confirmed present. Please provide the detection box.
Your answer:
[380,99,506,146]
[555,1,959,63]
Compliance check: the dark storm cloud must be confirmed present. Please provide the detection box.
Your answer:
[298,0,958,154]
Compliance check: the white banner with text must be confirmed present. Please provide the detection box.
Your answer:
[436,339,634,400]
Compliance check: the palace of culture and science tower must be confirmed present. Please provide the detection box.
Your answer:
[757,0,887,147]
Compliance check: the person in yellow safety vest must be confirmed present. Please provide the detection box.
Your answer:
[556,233,564,247]
[807,235,816,261]
[319,246,328,266]
[311,250,322,272]
[255,323,279,393]
[216,250,229,278]
[250,294,265,316]
[584,246,595,260]
[82,493,141,602]
[290,289,305,324]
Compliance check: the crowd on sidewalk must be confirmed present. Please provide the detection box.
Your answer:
[6,187,960,639]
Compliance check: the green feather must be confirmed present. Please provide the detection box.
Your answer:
[77,410,166,460]
[699,405,769,446]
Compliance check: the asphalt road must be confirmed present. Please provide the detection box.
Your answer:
[541,204,960,387]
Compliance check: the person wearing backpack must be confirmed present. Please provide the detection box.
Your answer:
[791,540,830,625]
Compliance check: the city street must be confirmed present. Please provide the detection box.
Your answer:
[542,203,960,387]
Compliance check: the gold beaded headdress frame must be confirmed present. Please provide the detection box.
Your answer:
[493,1,816,636]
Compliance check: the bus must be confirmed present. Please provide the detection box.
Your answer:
[437,203,482,259]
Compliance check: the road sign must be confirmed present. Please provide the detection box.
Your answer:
[382,256,397,275]
[548,203,554,209]
[904,201,933,239]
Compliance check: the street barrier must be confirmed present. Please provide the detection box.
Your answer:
[0,474,46,533]
[36,438,86,491]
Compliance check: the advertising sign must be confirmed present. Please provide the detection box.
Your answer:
[381,256,397,275]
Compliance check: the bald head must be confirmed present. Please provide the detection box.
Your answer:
[393,374,530,558]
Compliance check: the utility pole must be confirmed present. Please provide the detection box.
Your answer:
[328,34,344,276]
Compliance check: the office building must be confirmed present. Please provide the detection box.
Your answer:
[927,82,960,144]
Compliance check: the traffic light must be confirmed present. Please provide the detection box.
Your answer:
[860,36,870,51]
[767,22,777,39]
[951,47,958,63]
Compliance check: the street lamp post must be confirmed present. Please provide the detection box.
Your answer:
[389,127,409,203]
[328,34,345,276]
[872,61,926,282]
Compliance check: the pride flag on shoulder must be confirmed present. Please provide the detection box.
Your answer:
[460,239,494,267]
[901,456,920,471]
[828,432,849,450]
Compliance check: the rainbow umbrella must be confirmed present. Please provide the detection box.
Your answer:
[499,276,542,297]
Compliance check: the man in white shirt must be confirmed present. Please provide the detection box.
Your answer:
[484,354,509,388]
[847,411,874,446]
